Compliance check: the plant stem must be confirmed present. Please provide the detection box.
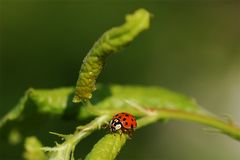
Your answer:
[157,109,240,141]
[42,115,111,160]
[72,115,110,145]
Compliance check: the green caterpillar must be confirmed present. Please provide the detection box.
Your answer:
[73,9,151,103]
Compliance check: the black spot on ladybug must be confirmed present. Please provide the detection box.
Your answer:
[123,118,126,121]
[131,124,133,128]
[131,118,134,121]
[118,116,122,119]
[125,114,129,117]
[125,122,128,125]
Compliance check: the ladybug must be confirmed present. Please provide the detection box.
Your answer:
[109,112,137,137]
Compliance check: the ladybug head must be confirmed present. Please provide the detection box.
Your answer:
[110,118,122,132]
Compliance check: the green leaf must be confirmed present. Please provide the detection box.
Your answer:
[1,85,240,160]
[0,85,199,128]
[91,84,201,115]
[84,102,240,160]
[23,136,47,160]
[72,8,151,103]
[29,87,74,114]
[84,134,127,160]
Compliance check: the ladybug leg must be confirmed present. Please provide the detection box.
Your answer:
[121,128,131,139]
[119,129,123,140]
[106,128,111,134]
[102,124,108,129]
[103,124,112,134]
[120,128,129,139]
[127,129,134,139]
[103,125,111,135]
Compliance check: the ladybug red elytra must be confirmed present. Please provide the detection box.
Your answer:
[109,112,137,137]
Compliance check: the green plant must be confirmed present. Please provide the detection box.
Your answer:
[1,8,240,160]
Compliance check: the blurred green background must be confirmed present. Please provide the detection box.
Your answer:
[1,0,240,160]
